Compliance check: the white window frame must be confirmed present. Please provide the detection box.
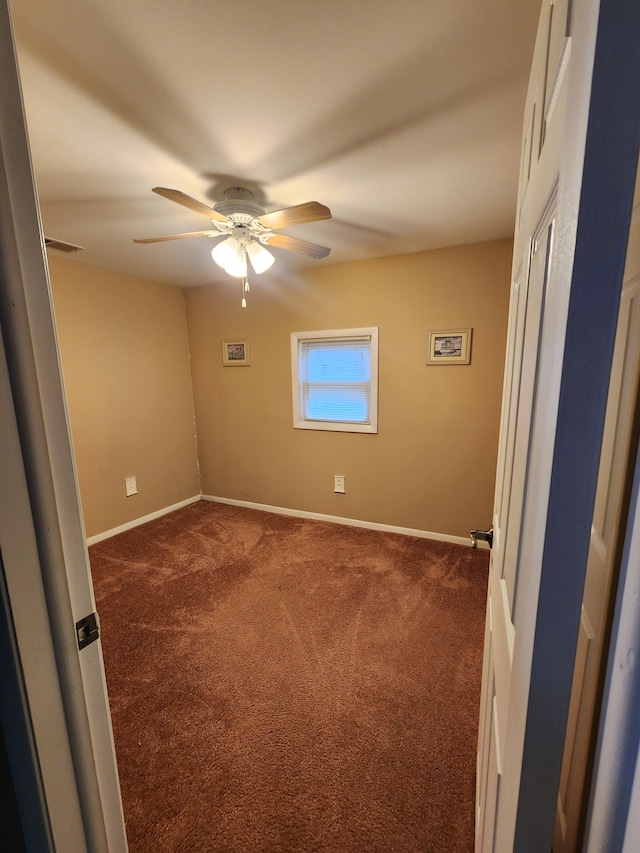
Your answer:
[290,327,379,433]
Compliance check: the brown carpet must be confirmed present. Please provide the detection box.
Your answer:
[89,501,489,852]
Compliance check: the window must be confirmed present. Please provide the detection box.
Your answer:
[291,327,378,433]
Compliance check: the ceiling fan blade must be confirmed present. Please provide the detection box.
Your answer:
[134,230,223,243]
[152,187,229,223]
[257,201,331,230]
[265,233,331,259]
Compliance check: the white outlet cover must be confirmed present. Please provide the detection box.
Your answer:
[125,476,138,496]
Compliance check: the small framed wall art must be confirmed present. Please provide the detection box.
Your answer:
[426,329,472,365]
[222,339,251,366]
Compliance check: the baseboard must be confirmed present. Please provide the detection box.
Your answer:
[87,493,489,550]
[86,495,201,545]
[201,494,486,549]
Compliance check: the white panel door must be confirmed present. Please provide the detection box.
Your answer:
[474,0,640,847]
[476,1,570,846]
[476,201,556,850]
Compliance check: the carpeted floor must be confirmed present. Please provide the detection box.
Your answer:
[89,501,489,852]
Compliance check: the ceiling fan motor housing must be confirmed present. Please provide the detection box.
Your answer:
[214,199,266,218]
[214,186,265,220]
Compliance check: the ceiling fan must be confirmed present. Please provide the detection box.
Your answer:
[135,187,331,307]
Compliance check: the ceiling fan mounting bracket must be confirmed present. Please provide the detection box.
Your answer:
[223,187,254,201]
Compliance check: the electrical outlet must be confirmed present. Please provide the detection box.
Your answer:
[125,476,138,497]
[334,475,345,494]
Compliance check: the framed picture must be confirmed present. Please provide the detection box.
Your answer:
[427,329,472,365]
[222,339,250,366]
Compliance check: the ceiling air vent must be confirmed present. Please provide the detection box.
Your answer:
[44,237,84,253]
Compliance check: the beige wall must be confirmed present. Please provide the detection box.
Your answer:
[185,239,512,539]
[49,239,511,542]
[48,256,200,538]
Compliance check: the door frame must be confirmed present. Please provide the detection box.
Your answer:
[586,427,640,848]
[0,2,127,849]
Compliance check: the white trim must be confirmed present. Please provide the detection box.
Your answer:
[86,495,201,545]
[585,442,640,851]
[290,327,379,434]
[201,494,488,548]
[1,2,126,846]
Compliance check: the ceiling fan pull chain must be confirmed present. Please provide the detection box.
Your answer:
[241,277,247,309]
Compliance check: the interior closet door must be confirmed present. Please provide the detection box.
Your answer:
[475,0,594,847]
[476,196,556,852]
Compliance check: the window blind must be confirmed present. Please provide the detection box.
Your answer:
[298,336,372,424]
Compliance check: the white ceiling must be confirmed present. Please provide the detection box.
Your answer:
[11,0,540,288]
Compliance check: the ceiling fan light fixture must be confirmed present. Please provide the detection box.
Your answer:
[247,240,275,274]
[211,236,239,269]
[224,245,248,278]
